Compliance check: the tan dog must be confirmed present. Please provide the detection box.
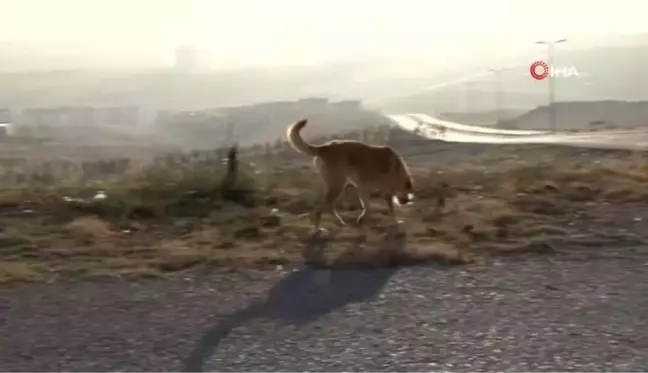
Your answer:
[286,118,414,232]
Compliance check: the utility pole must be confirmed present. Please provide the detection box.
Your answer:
[536,38,567,132]
[488,68,510,127]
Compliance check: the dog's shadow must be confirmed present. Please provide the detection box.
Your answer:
[182,232,406,372]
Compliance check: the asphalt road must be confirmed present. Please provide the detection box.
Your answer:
[2,238,648,372]
[389,113,648,150]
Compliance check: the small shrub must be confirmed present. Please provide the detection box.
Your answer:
[52,149,260,221]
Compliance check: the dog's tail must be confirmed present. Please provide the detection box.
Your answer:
[287,119,320,156]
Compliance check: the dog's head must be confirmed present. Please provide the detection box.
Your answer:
[392,177,415,206]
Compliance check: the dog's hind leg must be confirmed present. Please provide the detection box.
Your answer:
[328,186,346,226]
[312,157,346,230]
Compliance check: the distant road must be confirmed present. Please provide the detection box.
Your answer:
[388,113,648,150]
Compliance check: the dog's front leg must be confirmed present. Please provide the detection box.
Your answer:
[383,195,404,235]
[385,195,399,225]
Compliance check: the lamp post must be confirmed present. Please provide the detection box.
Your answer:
[536,38,567,132]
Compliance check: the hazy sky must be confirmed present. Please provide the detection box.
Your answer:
[1,0,647,69]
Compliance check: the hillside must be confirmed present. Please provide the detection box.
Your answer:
[4,36,648,117]
[502,100,648,131]
[0,59,455,112]
[422,101,648,132]
[0,68,336,110]
[131,100,648,148]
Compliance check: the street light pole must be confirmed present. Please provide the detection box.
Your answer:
[536,38,567,132]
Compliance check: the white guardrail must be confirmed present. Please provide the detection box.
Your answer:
[387,113,648,150]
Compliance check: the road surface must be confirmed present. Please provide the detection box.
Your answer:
[388,113,648,150]
[2,243,648,372]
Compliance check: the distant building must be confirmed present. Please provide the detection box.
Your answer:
[174,46,197,72]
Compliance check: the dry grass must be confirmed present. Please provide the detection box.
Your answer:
[1,145,648,284]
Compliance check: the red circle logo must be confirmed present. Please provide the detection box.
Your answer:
[530,61,549,80]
